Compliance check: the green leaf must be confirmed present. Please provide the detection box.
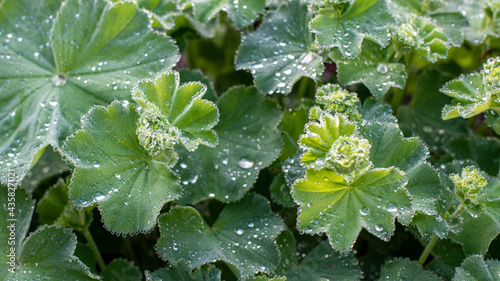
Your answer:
[179,69,218,103]
[360,98,398,124]
[397,68,468,153]
[101,258,141,281]
[426,238,466,280]
[298,113,359,172]
[20,146,69,193]
[441,56,500,120]
[156,194,285,277]
[132,71,219,153]
[342,0,378,19]
[270,173,296,208]
[0,188,98,280]
[444,131,500,176]
[310,0,395,59]
[359,121,440,218]
[137,0,180,30]
[145,262,221,281]
[294,114,438,251]
[329,40,407,98]
[245,276,287,281]
[449,211,500,255]
[174,86,283,204]
[440,73,490,119]
[278,102,311,161]
[387,0,469,47]
[394,15,450,62]
[456,1,500,44]
[193,0,265,29]
[37,178,92,232]
[235,0,324,94]
[453,255,500,281]
[63,101,182,235]
[293,167,409,252]
[378,258,442,281]
[0,0,179,186]
[275,230,362,281]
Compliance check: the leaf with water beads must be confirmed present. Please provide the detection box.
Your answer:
[0,188,98,280]
[387,0,469,47]
[441,57,500,121]
[137,0,181,30]
[235,0,324,95]
[156,194,285,278]
[394,15,450,63]
[309,0,395,59]
[453,255,500,281]
[359,121,440,218]
[145,262,221,281]
[444,132,500,177]
[62,101,182,235]
[274,230,362,280]
[132,71,219,153]
[174,86,283,204]
[453,0,500,44]
[36,178,93,232]
[378,258,442,281]
[328,40,407,98]
[101,258,142,281]
[193,0,265,29]
[0,0,179,187]
[397,68,469,153]
[293,166,409,252]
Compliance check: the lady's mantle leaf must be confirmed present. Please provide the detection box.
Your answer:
[156,194,285,277]
[453,255,500,281]
[0,0,179,186]
[293,167,408,252]
[145,262,221,281]
[378,258,442,281]
[387,0,469,47]
[175,86,283,204]
[101,258,142,281]
[132,71,219,153]
[37,178,92,232]
[193,0,265,29]
[0,188,98,280]
[309,0,395,59]
[275,230,362,280]
[294,111,438,251]
[441,57,500,120]
[63,101,182,235]
[394,15,450,63]
[235,0,324,95]
[329,40,407,98]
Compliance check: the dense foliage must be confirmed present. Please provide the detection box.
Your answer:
[1,0,500,280]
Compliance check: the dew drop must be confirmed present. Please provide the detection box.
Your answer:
[385,203,398,212]
[376,63,388,74]
[375,224,384,232]
[359,207,370,216]
[236,228,244,235]
[238,158,254,169]
[95,192,105,201]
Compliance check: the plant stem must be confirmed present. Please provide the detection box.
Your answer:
[418,234,439,265]
[82,228,106,271]
[418,204,465,265]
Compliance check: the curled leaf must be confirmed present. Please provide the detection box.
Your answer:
[132,71,219,153]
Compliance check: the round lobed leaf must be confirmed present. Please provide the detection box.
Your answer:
[63,101,182,235]
[0,0,179,186]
